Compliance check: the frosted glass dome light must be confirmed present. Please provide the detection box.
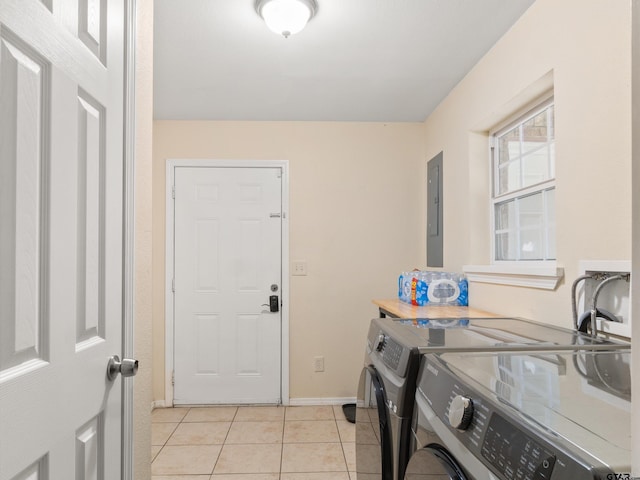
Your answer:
[256,0,318,38]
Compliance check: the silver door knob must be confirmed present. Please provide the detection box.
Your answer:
[107,355,139,381]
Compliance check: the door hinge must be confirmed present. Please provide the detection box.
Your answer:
[172,185,175,199]
[171,371,175,386]
[172,278,175,292]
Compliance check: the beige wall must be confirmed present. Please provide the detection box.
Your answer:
[631,1,639,474]
[152,122,425,401]
[150,0,633,403]
[145,0,638,470]
[134,0,153,479]
[421,0,632,325]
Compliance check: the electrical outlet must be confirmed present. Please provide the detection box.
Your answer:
[313,356,324,372]
[293,261,308,276]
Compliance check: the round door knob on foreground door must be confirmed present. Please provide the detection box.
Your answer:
[448,395,474,431]
[107,355,139,381]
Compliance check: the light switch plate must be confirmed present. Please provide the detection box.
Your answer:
[293,261,308,276]
[313,356,324,372]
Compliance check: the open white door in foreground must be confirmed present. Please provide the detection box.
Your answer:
[0,1,129,478]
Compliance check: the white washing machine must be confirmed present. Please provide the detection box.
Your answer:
[355,317,630,480]
[405,349,632,479]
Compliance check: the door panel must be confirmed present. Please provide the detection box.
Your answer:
[76,89,106,346]
[173,166,282,404]
[0,22,49,374]
[0,0,126,478]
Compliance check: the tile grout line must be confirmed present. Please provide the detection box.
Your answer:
[151,406,191,474]
[208,405,238,477]
[151,406,190,464]
[336,409,351,477]
[153,405,356,478]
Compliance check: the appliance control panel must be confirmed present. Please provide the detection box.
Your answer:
[366,322,421,417]
[481,412,556,480]
[379,335,404,371]
[367,326,411,377]
[418,355,613,480]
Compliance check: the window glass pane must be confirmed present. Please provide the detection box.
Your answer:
[494,102,554,197]
[495,199,516,231]
[492,101,555,262]
[495,200,517,261]
[518,193,544,260]
[521,109,549,155]
[519,192,544,228]
[522,147,550,188]
[494,189,556,261]
[546,188,556,259]
[498,127,520,165]
[495,232,517,261]
[497,162,521,195]
[519,228,544,260]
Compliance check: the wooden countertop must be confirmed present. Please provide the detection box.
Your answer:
[373,298,499,319]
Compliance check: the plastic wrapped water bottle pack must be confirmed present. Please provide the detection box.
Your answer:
[398,270,468,306]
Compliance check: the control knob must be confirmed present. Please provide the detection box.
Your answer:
[375,333,386,352]
[448,395,474,431]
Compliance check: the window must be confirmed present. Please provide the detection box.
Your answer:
[491,97,555,262]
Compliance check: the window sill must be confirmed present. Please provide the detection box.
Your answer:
[462,264,564,290]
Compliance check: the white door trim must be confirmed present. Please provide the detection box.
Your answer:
[122,0,136,478]
[165,159,290,406]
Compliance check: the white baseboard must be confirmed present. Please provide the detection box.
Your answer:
[288,397,356,406]
[152,398,357,409]
[151,400,168,410]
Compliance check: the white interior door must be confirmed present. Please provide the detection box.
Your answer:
[173,166,283,404]
[0,1,127,478]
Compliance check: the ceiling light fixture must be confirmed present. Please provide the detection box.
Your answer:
[255,0,318,38]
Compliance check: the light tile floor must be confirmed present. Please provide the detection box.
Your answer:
[152,405,356,480]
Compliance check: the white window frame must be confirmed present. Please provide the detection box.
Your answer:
[463,93,564,290]
[490,95,556,264]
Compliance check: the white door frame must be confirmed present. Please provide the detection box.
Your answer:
[122,0,137,477]
[165,159,290,406]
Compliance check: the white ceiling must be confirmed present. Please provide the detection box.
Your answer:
[153,0,535,122]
